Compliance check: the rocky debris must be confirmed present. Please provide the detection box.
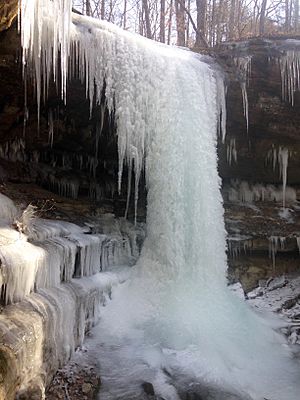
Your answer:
[247,272,300,344]
[0,0,18,32]
[142,382,155,396]
[46,361,101,400]
[225,201,300,291]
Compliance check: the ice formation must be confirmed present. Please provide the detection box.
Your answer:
[18,2,300,399]
[279,50,300,105]
[227,236,253,259]
[48,109,54,147]
[0,137,26,162]
[234,56,251,131]
[48,175,80,199]
[225,179,296,204]
[0,204,141,305]
[226,138,237,165]
[266,146,290,207]
[278,147,289,208]
[297,237,300,254]
[269,236,286,270]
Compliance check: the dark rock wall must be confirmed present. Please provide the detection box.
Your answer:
[217,38,300,290]
[217,39,300,185]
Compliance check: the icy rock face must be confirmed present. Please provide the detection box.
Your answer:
[0,271,130,400]
[0,194,140,398]
[0,197,141,305]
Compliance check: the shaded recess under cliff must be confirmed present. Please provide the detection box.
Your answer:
[0,19,146,223]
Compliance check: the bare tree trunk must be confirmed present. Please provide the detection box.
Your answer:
[142,0,152,38]
[196,0,206,35]
[285,0,290,32]
[160,0,166,42]
[295,0,299,32]
[210,0,216,46]
[195,0,207,47]
[259,0,267,35]
[175,0,186,46]
[167,0,173,44]
[186,0,190,43]
[216,0,224,44]
[229,0,236,39]
[101,0,105,19]
[139,7,144,35]
[86,0,92,15]
[237,0,242,38]
[108,0,113,21]
[123,0,127,29]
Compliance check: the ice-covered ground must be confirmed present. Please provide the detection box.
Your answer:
[65,272,300,400]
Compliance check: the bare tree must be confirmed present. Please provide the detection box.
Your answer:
[72,0,300,49]
[259,0,268,35]
[175,0,186,45]
[142,0,152,38]
[86,0,92,15]
[294,0,299,31]
[160,0,166,42]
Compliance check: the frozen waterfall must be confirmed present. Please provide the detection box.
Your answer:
[20,2,300,399]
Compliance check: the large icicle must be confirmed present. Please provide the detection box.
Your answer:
[20,0,72,117]
[234,56,251,131]
[266,146,290,208]
[278,147,289,208]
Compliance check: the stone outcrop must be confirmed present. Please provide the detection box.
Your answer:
[215,38,300,290]
[0,1,18,32]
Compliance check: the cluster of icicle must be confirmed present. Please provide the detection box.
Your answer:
[269,236,286,270]
[227,236,253,259]
[279,50,300,106]
[234,56,251,131]
[266,146,290,207]
[19,0,227,222]
[225,179,296,204]
[47,104,106,178]
[0,137,26,162]
[0,193,142,305]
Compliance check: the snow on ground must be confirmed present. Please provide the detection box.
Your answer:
[51,271,300,400]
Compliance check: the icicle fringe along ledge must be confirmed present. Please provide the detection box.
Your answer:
[19,0,227,221]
